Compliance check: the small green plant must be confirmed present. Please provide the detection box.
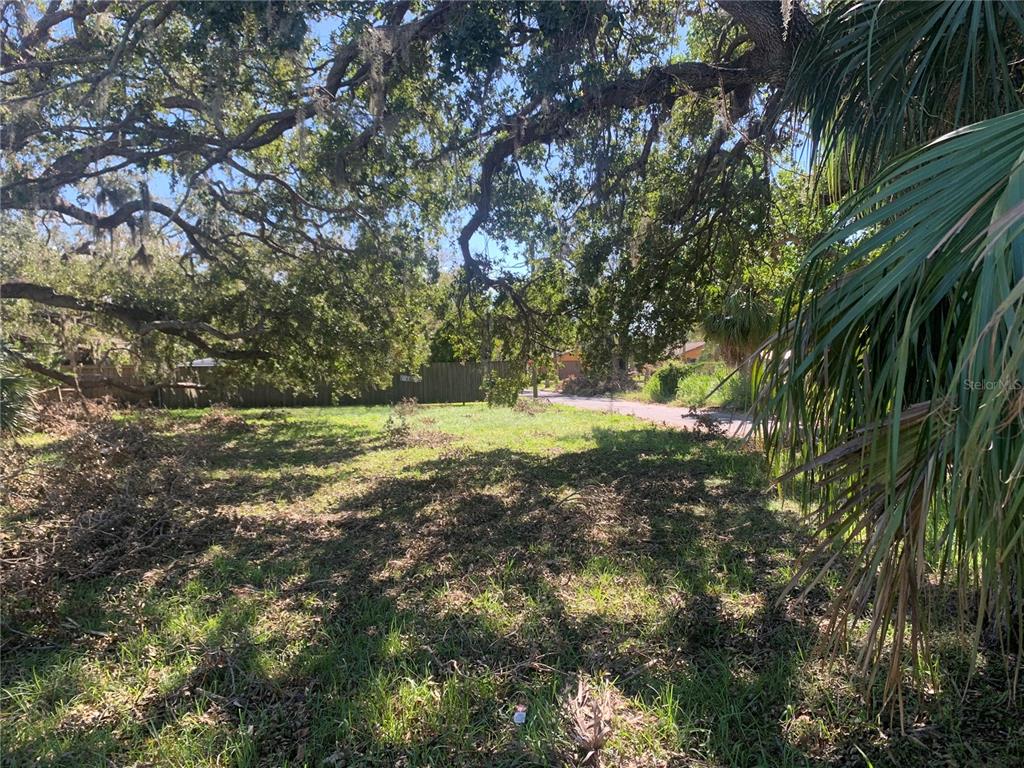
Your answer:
[384,398,418,443]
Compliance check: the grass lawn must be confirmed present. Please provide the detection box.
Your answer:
[2,404,1021,767]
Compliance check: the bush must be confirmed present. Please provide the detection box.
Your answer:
[560,371,636,397]
[639,361,753,408]
[672,362,752,409]
[642,363,689,403]
[482,370,528,407]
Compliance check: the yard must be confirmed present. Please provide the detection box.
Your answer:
[2,404,1020,767]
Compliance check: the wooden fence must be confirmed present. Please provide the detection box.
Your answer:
[153,361,514,408]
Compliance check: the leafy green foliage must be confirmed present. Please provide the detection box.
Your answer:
[1,221,433,394]
[428,274,495,363]
[3,1,819,392]
[674,361,752,410]
[572,103,781,368]
[643,363,690,403]
[792,0,1024,193]
[481,368,527,408]
[702,291,774,367]
[0,366,34,434]
[640,361,752,409]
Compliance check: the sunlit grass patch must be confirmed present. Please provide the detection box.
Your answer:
[561,557,665,625]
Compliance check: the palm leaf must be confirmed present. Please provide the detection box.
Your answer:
[790,0,1024,195]
[703,289,774,366]
[0,368,37,434]
[756,109,1024,701]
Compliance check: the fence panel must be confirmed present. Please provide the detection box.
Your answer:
[153,361,515,408]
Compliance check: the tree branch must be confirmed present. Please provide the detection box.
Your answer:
[2,345,155,396]
[1,282,267,361]
[457,0,815,278]
[458,60,766,276]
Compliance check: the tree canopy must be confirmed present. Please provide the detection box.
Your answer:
[3,0,813,388]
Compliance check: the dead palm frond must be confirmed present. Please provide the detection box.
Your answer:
[563,674,615,766]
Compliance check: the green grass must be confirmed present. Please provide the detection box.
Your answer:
[2,404,1021,767]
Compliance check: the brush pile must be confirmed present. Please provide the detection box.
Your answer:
[560,372,636,397]
[512,396,551,415]
[1,408,229,621]
[199,403,256,433]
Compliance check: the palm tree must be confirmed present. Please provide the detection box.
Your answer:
[703,289,774,369]
[757,0,1024,700]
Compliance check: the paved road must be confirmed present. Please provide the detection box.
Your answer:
[532,390,754,438]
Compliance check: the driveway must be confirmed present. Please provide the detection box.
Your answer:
[533,390,754,438]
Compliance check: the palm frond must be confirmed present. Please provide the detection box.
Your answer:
[0,370,37,434]
[703,289,774,366]
[756,109,1024,700]
[790,0,1024,194]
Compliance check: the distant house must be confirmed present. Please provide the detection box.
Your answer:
[672,341,705,362]
[553,351,632,380]
[554,351,582,380]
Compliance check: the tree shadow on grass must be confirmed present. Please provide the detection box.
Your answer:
[142,427,824,765]
[172,411,384,471]
[4,421,1021,767]
[0,410,381,656]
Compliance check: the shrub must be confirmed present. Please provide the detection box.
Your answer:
[642,362,689,403]
[482,370,528,407]
[673,362,752,409]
